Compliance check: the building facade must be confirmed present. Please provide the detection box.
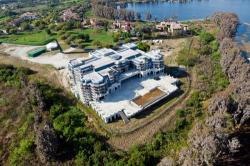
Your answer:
[68,43,165,105]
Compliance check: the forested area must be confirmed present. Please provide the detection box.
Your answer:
[0,64,205,165]
[173,12,250,166]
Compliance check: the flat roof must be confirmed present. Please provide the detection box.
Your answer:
[73,43,163,83]
[91,75,179,120]
[82,72,104,84]
[118,49,141,60]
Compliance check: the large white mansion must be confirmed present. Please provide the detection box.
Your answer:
[68,43,179,123]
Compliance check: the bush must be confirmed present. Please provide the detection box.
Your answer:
[199,31,215,44]
[9,139,34,165]
[137,42,150,52]
[175,118,189,131]
[0,65,32,87]
[186,91,202,108]
[50,104,65,119]
[93,40,102,47]
[53,107,86,141]
[176,109,187,118]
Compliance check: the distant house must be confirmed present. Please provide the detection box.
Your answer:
[20,12,39,20]
[9,19,22,26]
[156,21,188,35]
[9,12,39,26]
[156,21,171,31]
[60,9,81,22]
[112,20,134,32]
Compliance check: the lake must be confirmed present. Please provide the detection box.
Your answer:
[125,0,250,43]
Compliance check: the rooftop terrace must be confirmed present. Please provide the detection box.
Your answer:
[90,75,179,123]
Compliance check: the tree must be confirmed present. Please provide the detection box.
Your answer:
[84,34,90,42]
[45,28,51,35]
[145,12,152,21]
[50,104,65,119]
[75,21,82,29]
[113,32,120,42]
[48,24,56,31]
[104,21,109,32]
[137,42,150,52]
[53,107,86,141]
[20,22,30,31]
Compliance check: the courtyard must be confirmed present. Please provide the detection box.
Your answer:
[91,74,179,123]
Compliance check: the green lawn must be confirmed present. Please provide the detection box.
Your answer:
[0,31,56,45]
[0,28,114,47]
[69,29,114,48]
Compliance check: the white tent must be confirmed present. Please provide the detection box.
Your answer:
[46,42,58,51]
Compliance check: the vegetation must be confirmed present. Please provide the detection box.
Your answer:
[9,139,34,166]
[0,57,204,165]
[68,29,115,48]
[0,0,237,164]
[92,1,140,21]
[177,30,229,98]
[176,38,198,67]
[137,42,150,52]
[0,30,56,45]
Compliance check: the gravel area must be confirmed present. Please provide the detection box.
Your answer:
[0,43,89,69]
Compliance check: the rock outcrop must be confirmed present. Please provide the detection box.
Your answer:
[36,121,59,163]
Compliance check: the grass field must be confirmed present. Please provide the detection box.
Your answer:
[0,28,114,48]
[0,31,56,45]
[69,29,114,48]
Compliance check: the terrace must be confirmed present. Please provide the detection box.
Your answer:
[91,74,179,123]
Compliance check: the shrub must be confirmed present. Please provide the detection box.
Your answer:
[176,109,187,118]
[93,40,102,47]
[175,118,189,131]
[50,104,65,119]
[9,139,34,165]
[199,31,215,44]
[53,107,86,141]
[137,42,150,52]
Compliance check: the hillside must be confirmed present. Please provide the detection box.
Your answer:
[0,11,249,166]
[159,12,250,166]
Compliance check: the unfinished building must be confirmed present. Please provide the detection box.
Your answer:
[68,43,179,123]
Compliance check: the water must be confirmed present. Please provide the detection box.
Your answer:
[126,0,250,43]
